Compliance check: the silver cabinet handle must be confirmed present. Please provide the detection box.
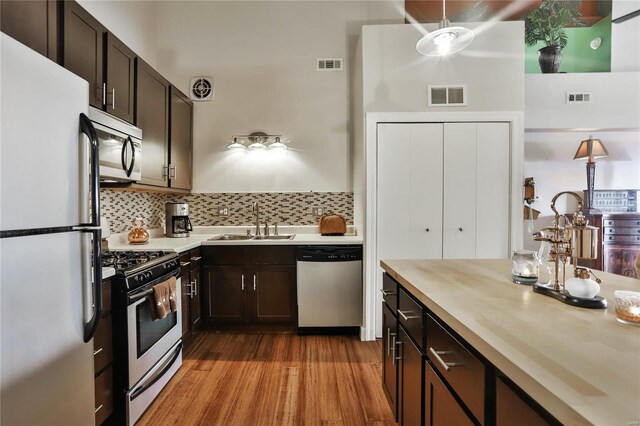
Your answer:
[253,275,257,291]
[93,348,103,356]
[394,340,403,362]
[391,335,396,365]
[102,83,106,106]
[180,261,190,267]
[112,88,115,110]
[95,404,103,414]
[190,256,202,262]
[429,347,464,371]
[387,328,391,356]
[241,274,245,291]
[398,310,420,321]
[380,289,396,296]
[458,227,464,232]
[193,278,197,296]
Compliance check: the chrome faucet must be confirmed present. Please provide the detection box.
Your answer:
[252,201,260,236]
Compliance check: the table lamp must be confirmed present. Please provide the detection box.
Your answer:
[574,135,608,213]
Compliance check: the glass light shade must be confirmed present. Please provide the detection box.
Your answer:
[574,136,609,161]
[269,137,288,150]
[416,26,475,56]
[248,141,267,150]
[227,137,246,150]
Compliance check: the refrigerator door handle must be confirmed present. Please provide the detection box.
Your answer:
[83,228,103,342]
[79,113,100,227]
[121,136,135,178]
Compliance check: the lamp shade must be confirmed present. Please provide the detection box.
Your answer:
[574,136,609,161]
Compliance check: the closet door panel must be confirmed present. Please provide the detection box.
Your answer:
[476,123,510,258]
[377,123,444,261]
[443,123,477,259]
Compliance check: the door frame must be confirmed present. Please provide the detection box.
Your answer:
[361,111,524,341]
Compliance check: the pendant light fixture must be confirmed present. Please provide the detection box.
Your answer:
[416,0,475,57]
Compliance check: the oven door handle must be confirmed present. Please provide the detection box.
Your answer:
[128,269,180,304]
[130,341,182,401]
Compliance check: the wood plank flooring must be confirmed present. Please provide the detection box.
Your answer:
[137,332,396,426]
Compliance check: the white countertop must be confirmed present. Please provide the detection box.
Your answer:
[105,226,362,252]
[102,267,115,279]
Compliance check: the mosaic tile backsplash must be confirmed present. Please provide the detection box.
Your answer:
[101,189,354,233]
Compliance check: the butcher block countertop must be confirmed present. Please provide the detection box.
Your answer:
[381,259,640,426]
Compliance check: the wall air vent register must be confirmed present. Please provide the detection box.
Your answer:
[189,77,214,101]
[428,85,467,106]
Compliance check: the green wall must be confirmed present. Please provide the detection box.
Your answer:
[525,14,611,73]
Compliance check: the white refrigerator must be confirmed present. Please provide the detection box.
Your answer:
[0,33,102,425]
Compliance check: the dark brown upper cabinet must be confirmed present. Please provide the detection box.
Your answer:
[62,1,105,108]
[169,87,193,190]
[105,33,135,123]
[135,58,170,187]
[1,0,59,62]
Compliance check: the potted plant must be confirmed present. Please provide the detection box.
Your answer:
[524,0,584,73]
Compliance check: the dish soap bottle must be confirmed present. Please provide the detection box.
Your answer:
[128,217,149,244]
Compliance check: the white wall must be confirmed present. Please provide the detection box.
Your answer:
[361,22,525,113]
[525,72,640,129]
[611,0,640,72]
[77,0,158,68]
[154,0,402,193]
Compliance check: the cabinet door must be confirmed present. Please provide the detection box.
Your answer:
[180,273,190,336]
[475,123,510,258]
[382,304,398,420]
[1,0,58,62]
[190,267,202,330]
[63,1,105,108]
[496,377,549,426]
[425,361,474,426]
[204,266,247,323]
[105,33,136,123]
[250,266,296,324]
[135,58,169,187]
[399,326,422,426]
[443,123,477,259]
[604,245,640,278]
[169,87,193,190]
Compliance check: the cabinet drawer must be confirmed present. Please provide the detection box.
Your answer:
[604,227,640,235]
[398,287,424,348]
[179,251,191,275]
[427,314,485,424]
[94,365,114,426]
[93,315,112,374]
[604,234,640,244]
[203,246,245,266]
[248,246,295,265]
[382,273,398,313]
[102,278,112,317]
[189,247,202,270]
[604,219,640,228]
[425,361,474,426]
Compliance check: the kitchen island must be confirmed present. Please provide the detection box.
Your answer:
[381,259,640,426]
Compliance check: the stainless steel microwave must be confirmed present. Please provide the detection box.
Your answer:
[88,107,142,182]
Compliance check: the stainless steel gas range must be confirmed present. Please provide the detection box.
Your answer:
[103,250,183,425]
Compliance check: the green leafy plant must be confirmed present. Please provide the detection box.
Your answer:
[524,0,584,48]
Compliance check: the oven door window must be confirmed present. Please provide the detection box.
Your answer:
[137,301,177,358]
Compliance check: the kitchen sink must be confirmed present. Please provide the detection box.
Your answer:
[208,234,254,241]
[252,234,296,240]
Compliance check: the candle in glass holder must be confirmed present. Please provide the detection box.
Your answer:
[614,291,640,325]
[512,250,539,285]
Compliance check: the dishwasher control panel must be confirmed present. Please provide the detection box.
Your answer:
[296,245,363,262]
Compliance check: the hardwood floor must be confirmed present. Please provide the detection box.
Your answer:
[137,332,396,426]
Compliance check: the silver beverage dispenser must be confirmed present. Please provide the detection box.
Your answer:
[165,202,192,238]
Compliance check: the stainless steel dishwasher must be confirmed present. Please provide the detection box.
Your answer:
[296,245,363,335]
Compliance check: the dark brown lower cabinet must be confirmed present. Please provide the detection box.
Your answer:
[496,376,549,426]
[179,248,203,339]
[202,246,296,326]
[94,365,114,426]
[94,278,113,425]
[425,361,473,426]
[382,303,398,420]
[398,326,423,426]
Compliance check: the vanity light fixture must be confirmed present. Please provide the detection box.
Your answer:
[416,0,475,56]
[228,132,289,151]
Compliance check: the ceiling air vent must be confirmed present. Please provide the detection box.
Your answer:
[428,85,467,106]
[189,76,214,101]
[317,58,344,71]
[566,92,591,103]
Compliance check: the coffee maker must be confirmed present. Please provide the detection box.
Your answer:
[165,202,192,238]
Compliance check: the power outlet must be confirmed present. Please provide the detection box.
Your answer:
[218,206,229,216]
[311,206,324,216]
